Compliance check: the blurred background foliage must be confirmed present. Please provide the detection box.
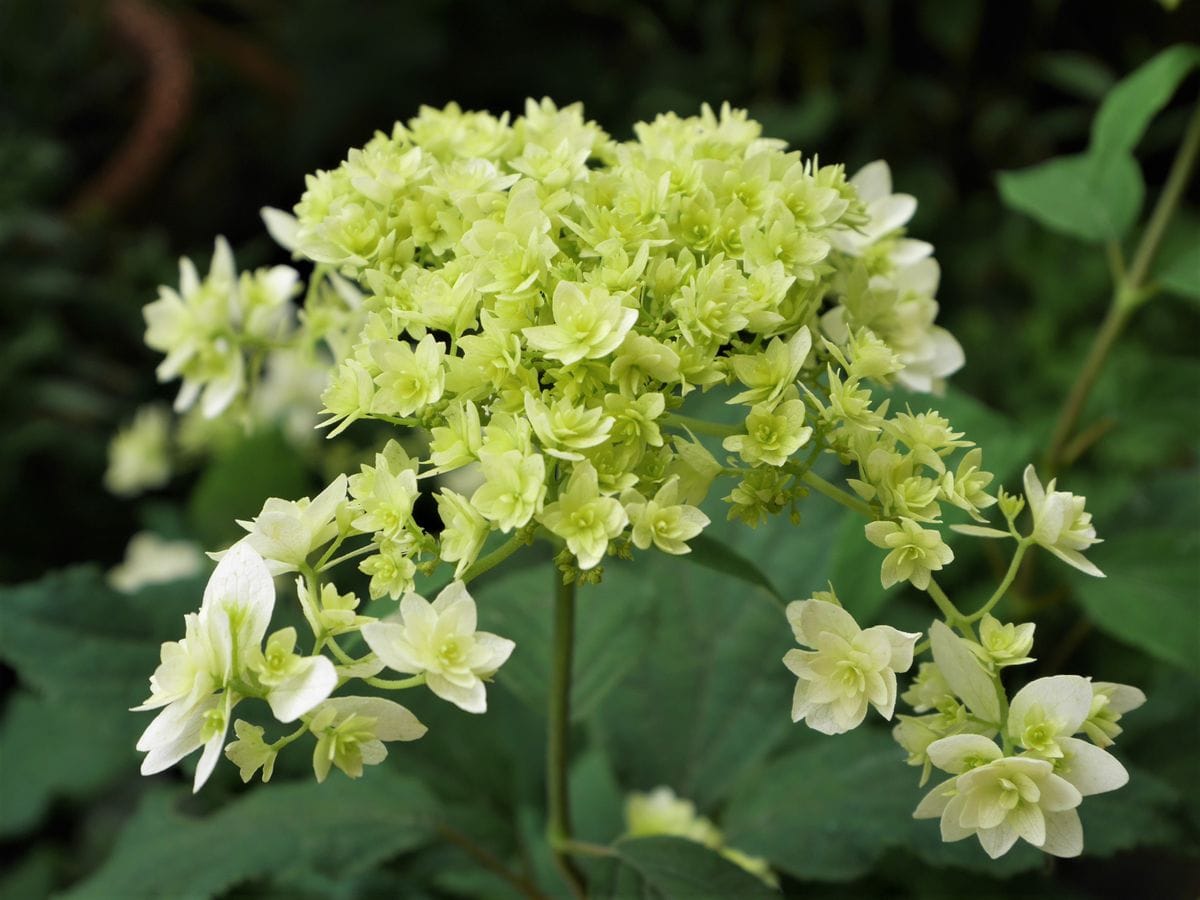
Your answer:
[1,0,1197,897]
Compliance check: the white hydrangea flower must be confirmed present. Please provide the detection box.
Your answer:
[231,474,348,575]
[914,734,1084,859]
[830,161,929,262]
[135,543,336,791]
[1082,681,1147,748]
[104,405,173,497]
[362,581,515,713]
[307,696,427,783]
[108,532,203,593]
[783,597,919,734]
[1022,465,1104,577]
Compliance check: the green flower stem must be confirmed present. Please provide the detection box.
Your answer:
[296,565,324,639]
[1045,98,1200,472]
[557,838,617,859]
[925,578,972,638]
[964,539,1032,624]
[319,542,375,572]
[799,470,875,518]
[324,636,357,666]
[270,722,310,752]
[363,673,426,690]
[460,531,529,585]
[662,413,739,437]
[547,572,586,899]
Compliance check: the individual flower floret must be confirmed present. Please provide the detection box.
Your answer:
[135,544,336,792]
[1082,682,1146,748]
[471,448,547,532]
[436,488,491,577]
[371,333,446,417]
[621,476,710,555]
[232,474,348,575]
[108,532,202,593]
[522,280,638,365]
[727,326,812,407]
[1022,465,1104,577]
[538,461,628,569]
[914,734,1084,859]
[362,581,515,713]
[1006,675,1097,760]
[723,398,811,467]
[783,596,919,734]
[967,614,1035,669]
[864,517,953,590]
[307,696,427,783]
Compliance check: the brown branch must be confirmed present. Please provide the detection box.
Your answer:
[69,0,193,218]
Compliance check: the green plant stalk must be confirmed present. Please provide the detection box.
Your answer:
[965,539,1031,623]
[1044,98,1200,472]
[548,573,586,899]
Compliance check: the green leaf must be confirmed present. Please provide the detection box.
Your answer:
[62,775,436,900]
[597,555,793,810]
[1153,213,1200,301]
[997,151,1144,243]
[1091,44,1200,159]
[613,836,778,899]
[0,567,199,702]
[188,428,311,548]
[473,560,657,722]
[0,691,137,838]
[1078,766,1184,856]
[1071,524,1200,674]
[722,727,917,881]
[683,534,784,603]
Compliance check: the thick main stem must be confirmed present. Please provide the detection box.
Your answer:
[548,573,586,899]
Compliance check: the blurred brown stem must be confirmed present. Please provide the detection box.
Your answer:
[69,0,193,218]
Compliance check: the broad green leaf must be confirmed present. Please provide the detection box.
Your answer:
[613,836,778,899]
[1071,523,1200,674]
[188,428,311,548]
[1153,213,1200,302]
[597,555,793,810]
[1033,51,1115,101]
[0,567,199,702]
[722,727,917,881]
[997,151,1143,243]
[684,534,784,603]
[1078,766,1183,856]
[473,560,657,721]
[62,775,436,900]
[0,691,137,838]
[929,620,1002,723]
[1091,44,1200,158]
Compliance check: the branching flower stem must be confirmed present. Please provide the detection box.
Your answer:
[1044,98,1200,473]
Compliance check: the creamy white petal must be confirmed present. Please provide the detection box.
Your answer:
[426,672,486,714]
[361,621,424,675]
[927,734,1002,774]
[1040,809,1084,857]
[1056,737,1128,796]
[977,823,1020,859]
[266,655,338,722]
[1009,675,1094,743]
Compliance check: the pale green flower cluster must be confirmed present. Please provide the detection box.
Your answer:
[127,100,1142,868]
[906,632,1145,860]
